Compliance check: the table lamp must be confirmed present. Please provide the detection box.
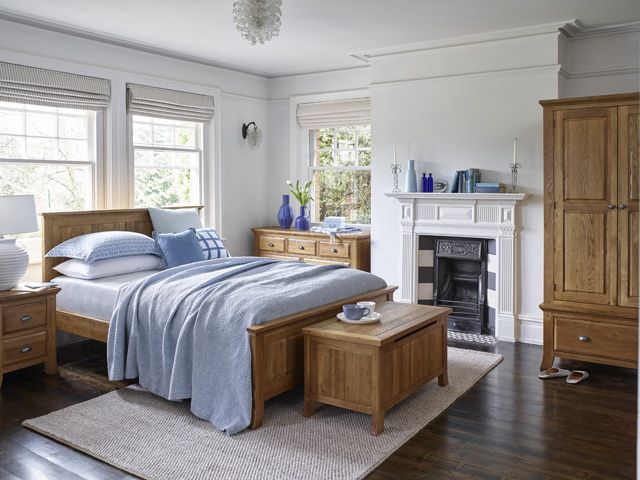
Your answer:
[0,195,39,290]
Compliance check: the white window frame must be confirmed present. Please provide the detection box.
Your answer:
[128,114,204,208]
[0,103,105,263]
[307,125,372,226]
[289,90,372,229]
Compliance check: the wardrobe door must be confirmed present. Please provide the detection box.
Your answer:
[553,107,618,305]
[618,104,639,308]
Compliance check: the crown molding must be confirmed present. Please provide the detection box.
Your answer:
[563,20,640,40]
[560,65,640,80]
[351,20,578,61]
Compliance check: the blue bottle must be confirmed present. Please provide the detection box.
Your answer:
[427,173,434,193]
[421,173,427,192]
[277,194,294,229]
[405,160,418,192]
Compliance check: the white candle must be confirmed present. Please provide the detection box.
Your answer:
[512,138,518,165]
[393,144,397,166]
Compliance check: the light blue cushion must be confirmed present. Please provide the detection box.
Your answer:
[148,207,203,233]
[46,231,160,263]
[196,228,230,259]
[153,228,205,268]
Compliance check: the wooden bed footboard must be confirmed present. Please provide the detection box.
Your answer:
[247,285,397,429]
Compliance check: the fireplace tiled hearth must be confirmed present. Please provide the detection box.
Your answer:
[386,192,526,341]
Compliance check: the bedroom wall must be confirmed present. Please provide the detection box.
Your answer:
[0,18,272,259]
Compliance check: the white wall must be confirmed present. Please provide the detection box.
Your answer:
[563,27,640,97]
[0,18,272,258]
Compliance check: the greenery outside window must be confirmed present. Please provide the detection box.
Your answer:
[309,124,371,225]
[131,115,203,207]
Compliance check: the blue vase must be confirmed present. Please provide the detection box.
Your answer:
[294,206,310,231]
[427,173,434,193]
[405,160,418,192]
[277,194,294,229]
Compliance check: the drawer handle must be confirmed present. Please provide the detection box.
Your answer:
[20,314,33,322]
[578,335,590,343]
[607,204,616,209]
[298,245,305,250]
[21,345,32,353]
[267,242,274,247]
[619,204,627,210]
[330,248,338,254]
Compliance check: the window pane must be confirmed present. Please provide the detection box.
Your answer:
[336,128,355,149]
[135,167,199,208]
[357,127,371,148]
[26,112,57,137]
[315,129,334,150]
[313,170,371,224]
[315,150,333,167]
[26,137,58,160]
[132,122,152,145]
[336,149,356,167]
[358,150,371,166]
[0,110,24,135]
[0,163,91,212]
[59,139,87,161]
[0,135,26,159]
[59,115,87,139]
[175,127,196,148]
[153,125,174,145]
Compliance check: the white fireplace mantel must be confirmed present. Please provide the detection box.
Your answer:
[385,192,527,341]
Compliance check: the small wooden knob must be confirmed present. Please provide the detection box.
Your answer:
[267,242,274,247]
[330,248,338,254]
[298,245,305,250]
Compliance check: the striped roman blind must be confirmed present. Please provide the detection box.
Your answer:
[296,98,371,129]
[127,84,215,123]
[0,62,111,111]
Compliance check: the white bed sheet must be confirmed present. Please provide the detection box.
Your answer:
[53,270,160,321]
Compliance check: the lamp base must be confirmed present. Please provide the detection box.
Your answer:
[0,238,29,291]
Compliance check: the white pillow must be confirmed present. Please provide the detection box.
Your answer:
[53,255,164,280]
[148,207,203,233]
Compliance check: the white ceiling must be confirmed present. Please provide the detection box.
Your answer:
[0,0,638,77]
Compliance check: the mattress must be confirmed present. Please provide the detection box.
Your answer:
[53,270,160,321]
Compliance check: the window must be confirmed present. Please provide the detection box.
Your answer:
[0,101,97,214]
[131,115,203,208]
[309,124,371,224]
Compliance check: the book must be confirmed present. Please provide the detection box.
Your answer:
[475,184,506,193]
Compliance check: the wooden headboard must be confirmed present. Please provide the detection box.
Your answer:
[42,206,203,282]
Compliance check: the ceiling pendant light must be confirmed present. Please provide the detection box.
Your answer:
[233,0,283,45]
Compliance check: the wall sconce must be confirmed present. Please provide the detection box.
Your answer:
[242,121,262,150]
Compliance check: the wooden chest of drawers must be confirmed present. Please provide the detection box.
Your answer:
[0,287,59,387]
[252,227,370,271]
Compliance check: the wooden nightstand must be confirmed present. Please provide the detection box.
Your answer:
[0,287,60,388]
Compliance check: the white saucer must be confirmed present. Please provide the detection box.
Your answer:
[337,311,382,324]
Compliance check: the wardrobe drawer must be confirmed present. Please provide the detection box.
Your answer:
[287,239,317,256]
[259,236,286,253]
[2,300,47,334]
[554,316,637,363]
[3,331,47,366]
[319,241,350,259]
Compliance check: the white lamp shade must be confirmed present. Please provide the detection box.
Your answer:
[0,195,39,235]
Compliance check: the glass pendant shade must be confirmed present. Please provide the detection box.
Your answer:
[233,0,283,45]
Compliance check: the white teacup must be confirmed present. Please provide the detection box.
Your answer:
[357,301,376,318]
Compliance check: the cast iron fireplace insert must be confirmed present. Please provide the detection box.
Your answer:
[433,237,488,334]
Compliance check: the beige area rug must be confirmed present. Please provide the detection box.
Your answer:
[24,347,502,480]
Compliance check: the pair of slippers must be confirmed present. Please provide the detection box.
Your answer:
[538,367,589,384]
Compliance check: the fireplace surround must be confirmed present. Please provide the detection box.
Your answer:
[386,192,527,341]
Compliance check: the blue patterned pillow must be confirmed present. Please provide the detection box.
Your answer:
[196,227,230,259]
[46,231,160,263]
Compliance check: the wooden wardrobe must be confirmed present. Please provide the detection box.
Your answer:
[540,92,639,370]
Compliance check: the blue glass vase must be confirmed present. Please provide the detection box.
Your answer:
[277,194,294,229]
[405,160,418,192]
[294,206,310,231]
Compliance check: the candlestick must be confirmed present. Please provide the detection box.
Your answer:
[393,144,397,166]
[508,161,521,193]
[512,138,518,165]
[391,163,402,193]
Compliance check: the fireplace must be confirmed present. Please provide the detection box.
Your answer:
[433,238,487,334]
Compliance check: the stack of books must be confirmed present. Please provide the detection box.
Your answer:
[474,182,505,193]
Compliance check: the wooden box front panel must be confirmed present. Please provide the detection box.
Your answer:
[3,331,47,367]
[554,315,637,364]
[382,321,444,407]
[306,339,374,411]
[619,105,640,308]
[259,236,286,253]
[287,239,317,256]
[553,108,617,305]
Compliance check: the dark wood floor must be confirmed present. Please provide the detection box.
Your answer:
[0,339,636,479]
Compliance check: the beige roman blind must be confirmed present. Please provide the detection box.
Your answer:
[0,62,111,111]
[127,84,215,123]
[296,98,371,129]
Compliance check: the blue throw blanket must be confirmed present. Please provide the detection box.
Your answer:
[107,257,386,435]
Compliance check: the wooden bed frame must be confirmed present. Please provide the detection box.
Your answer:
[42,207,397,429]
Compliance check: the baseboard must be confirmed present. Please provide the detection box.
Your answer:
[515,315,543,345]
